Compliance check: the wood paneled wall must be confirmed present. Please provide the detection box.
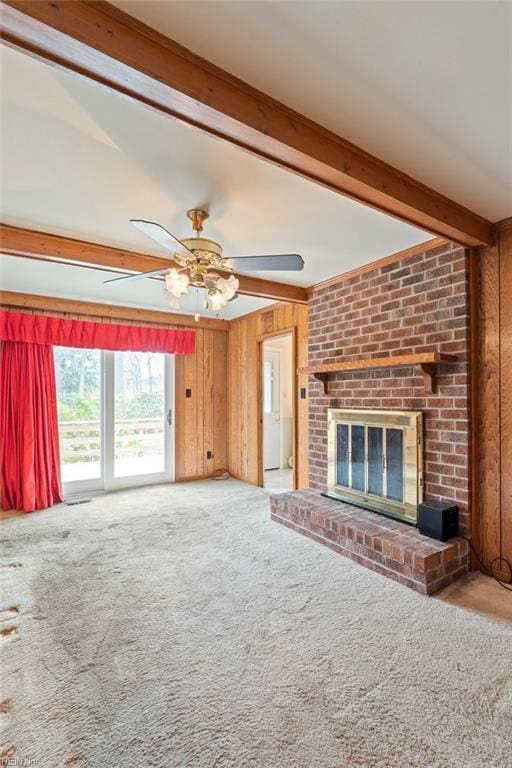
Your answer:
[228,302,308,488]
[175,328,228,480]
[476,226,512,574]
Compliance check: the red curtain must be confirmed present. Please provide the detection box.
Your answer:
[0,310,195,513]
[0,311,196,354]
[0,341,64,512]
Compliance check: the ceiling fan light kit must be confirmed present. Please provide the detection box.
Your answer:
[164,268,190,309]
[106,208,304,318]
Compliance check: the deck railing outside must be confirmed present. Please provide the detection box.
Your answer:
[59,418,163,463]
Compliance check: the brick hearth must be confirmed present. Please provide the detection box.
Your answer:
[271,490,469,595]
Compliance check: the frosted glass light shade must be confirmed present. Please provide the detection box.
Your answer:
[165,268,189,298]
[216,274,239,301]
[210,290,226,311]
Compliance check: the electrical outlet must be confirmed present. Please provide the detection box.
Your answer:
[206,450,213,459]
[185,388,192,398]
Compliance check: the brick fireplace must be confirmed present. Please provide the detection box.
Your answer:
[270,241,472,594]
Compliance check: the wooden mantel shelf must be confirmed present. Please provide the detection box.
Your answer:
[299,352,459,395]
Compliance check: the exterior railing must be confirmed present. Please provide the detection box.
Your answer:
[59,418,163,462]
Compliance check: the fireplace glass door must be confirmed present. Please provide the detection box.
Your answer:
[328,409,422,524]
[335,423,404,502]
[368,426,384,497]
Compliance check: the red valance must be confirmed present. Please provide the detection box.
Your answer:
[0,311,195,355]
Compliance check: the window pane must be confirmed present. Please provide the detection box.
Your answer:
[368,426,383,497]
[351,425,365,492]
[336,423,349,487]
[386,428,404,502]
[54,346,102,484]
[114,351,165,478]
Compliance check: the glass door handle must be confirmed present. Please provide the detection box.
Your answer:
[167,409,172,426]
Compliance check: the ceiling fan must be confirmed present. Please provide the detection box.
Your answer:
[105,209,304,313]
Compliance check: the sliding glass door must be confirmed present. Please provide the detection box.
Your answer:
[55,348,174,495]
[104,351,173,489]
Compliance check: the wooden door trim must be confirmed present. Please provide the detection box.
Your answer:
[256,326,297,342]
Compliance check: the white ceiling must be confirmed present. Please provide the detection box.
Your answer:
[114,0,512,222]
[0,255,274,320]
[0,43,432,315]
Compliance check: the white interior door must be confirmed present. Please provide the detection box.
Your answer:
[263,349,281,470]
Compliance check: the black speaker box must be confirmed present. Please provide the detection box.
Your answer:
[418,500,458,541]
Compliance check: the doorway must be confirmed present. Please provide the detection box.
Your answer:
[54,347,175,496]
[261,333,294,493]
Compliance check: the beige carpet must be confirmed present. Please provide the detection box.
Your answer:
[1,480,511,768]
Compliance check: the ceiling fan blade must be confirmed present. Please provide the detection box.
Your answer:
[130,219,195,259]
[225,254,304,271]
[104,268,170,284]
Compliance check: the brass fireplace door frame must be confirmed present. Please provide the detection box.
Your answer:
[327,409,423,524]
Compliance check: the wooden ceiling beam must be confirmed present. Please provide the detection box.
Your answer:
[0,1,493,247]
[0,224,308,304]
